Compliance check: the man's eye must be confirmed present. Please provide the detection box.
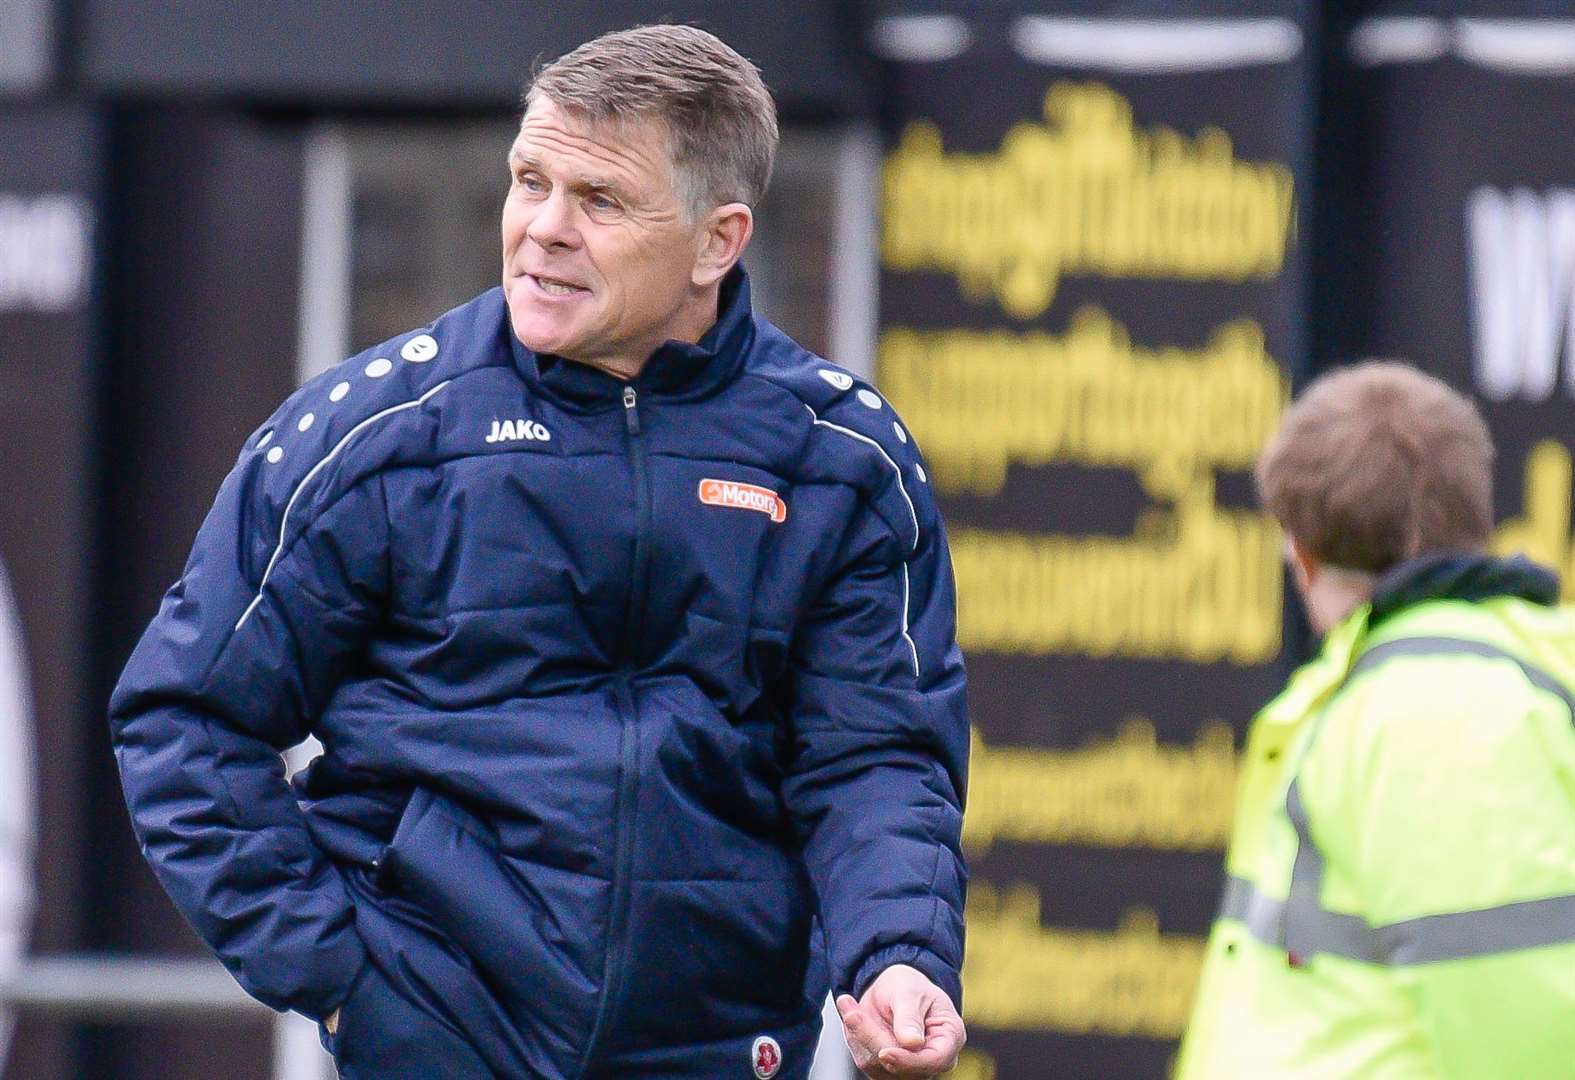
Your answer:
[516,172,545,192]
[588,194,618,211]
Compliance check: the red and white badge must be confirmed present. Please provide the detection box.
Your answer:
[698,479,787,523]
[751,1035,782,1079]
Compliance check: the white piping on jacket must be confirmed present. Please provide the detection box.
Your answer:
[901,564,917,677]
[234,380,452,632]
[805,403,921,677]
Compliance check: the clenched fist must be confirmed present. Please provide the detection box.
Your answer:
[836,964,965,1077]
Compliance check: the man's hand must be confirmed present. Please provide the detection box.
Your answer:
[324,1007,340,1035]
[836,964,965,1077]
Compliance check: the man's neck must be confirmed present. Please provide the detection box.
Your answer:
[571,286,722,382]
[1309,566,1377,636]
[577,354,645,382]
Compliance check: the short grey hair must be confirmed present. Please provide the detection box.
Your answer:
[525,24,780,221]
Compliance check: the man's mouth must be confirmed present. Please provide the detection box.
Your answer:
[528,273,588,297]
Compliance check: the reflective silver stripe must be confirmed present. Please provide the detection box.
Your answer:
[1345,634,1575,719]
[1220,874,1287,946]
[1379,892,1575,964]
[1223,871,1382,963]
[1230,634,1575,965]
[1282,779,1333,957]
[1221,874,1575,965]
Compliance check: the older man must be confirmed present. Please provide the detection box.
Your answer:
[110,25,967,1080]
[1178,362,1575,1077]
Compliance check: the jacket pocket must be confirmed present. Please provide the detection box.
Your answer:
[322,953,497,1080]
[607,875,820,1049]
[319,961,374,1060]
[382,787,606,1023]
[385,790,527,988]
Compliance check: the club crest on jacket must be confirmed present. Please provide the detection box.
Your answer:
[751,1035,782,1079]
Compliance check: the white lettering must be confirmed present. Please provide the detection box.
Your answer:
[0,193,92,313]
[485,418,551,444]
[1467,186,1575,402]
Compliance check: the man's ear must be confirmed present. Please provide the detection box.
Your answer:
[1286,534,1319,593]
[692,203,753,289]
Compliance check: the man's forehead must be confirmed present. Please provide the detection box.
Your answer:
[512,98,672,171]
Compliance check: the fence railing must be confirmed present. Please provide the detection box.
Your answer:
[0,955,332,1080]
[0,955,854,1080]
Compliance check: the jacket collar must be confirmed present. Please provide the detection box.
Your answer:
[1280,552,1561,723]
[1368,550,1561,627]
[509,266,755,410]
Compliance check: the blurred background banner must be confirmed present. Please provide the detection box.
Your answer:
[873,3,1309,1076]
[0,0,53,94]
[1333,5,1575,591]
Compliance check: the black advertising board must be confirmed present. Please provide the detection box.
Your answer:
[873,8,1310,1076]
[1342,9,1575,587]
[0,100,100,1080]
[74,0,864,117]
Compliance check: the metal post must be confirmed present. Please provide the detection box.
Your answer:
[273,1009,335,1080]
[0,955,335,1078]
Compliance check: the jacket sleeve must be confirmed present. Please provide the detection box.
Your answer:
[108,444,389,1019]
[1301,665,1575,1078]
[781,470,969,1008]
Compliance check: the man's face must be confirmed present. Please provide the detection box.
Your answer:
[501,96,705,373]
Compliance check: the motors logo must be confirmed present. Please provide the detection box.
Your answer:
[750,1035,782,1079]
[698,479,787,523]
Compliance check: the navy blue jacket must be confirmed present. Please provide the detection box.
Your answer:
[109,270,968,1078]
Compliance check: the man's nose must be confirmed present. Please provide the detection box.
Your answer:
[527,190,579,250]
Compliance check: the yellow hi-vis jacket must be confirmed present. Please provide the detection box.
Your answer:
[1178,554,1575,1079]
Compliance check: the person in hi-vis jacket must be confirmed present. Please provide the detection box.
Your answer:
[110,24,967,1080]
[1179,361,1575,1078]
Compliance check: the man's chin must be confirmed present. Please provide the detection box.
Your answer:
[508,316,577,358]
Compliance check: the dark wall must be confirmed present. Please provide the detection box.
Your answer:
[72,0,869,118]
[0,100,99,1080]
[84,106,306,1080]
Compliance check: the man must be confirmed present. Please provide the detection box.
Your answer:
[110,25,967,1080]
[1178,362,1575,1077]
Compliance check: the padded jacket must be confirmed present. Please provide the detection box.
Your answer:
[108,269,968,1078]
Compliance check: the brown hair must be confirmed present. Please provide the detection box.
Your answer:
[1256,361,1495,573]
[525,24,779,220]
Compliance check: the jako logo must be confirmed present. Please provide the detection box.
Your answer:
[1468,186,1575,401]
[486,419,552,443]
[698,479,787,523]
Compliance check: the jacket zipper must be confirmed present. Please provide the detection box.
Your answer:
[618,385,652,659]
[580,385,649,1074]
